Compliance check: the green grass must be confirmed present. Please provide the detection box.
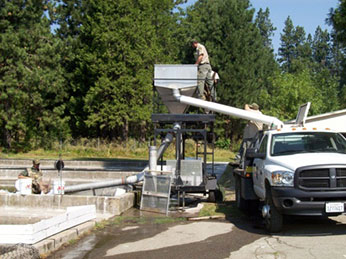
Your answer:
[197,189,242,219]
[0,138,236,162]
[198,203,224,217]
[198,201,242,218]
[110,215,186,226]
[111,216,151,225]
[68,239,77,245]
[153,217,186,224]
[94,220,110,230]
[197,164,239,218]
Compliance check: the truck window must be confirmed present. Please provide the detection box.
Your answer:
[258,135,268,154]
[271,132,346,156]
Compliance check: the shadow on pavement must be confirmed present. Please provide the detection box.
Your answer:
[218,199,346,237]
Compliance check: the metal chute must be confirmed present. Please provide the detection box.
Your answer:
[154,64,283,129]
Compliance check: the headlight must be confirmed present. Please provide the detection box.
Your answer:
[271,171,294,186]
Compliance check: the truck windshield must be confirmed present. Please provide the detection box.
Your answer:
[271,132,346,156]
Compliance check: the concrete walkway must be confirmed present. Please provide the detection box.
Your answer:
[0,191,134,256]
[0,159,229,258]
[34,212,114,256]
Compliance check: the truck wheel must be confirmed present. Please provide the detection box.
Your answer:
[209,189,223,202]
[235,176,248,211]
[264,187,283,233]
[209,191,216,202]
[215,189,223,202]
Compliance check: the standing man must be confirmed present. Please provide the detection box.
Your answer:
[237,103,263,166]
[208,70,220,101]
[243,103,263,140]
[191,39,213,99]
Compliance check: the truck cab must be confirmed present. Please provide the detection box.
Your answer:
[237,126,346,232]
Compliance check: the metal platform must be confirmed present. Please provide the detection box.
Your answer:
[151,113,218,200]
[151,113,215,123]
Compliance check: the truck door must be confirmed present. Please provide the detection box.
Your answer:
[252,135,268,199]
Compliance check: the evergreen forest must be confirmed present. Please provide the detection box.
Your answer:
[0,0,345,152]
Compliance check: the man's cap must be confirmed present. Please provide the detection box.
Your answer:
[249,103,259,110]
[191,38,198,44]
[33,159,40,165]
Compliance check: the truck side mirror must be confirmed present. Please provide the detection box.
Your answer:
[246,148,266,159]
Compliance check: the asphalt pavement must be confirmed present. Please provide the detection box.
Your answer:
[47,207,346,259]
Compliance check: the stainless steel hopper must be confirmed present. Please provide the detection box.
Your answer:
[154,64,197,114]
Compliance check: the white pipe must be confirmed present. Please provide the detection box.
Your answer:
[149,146,157,174]
[173,89,283,129]
[64,133,173,193]
[64,171,146,193]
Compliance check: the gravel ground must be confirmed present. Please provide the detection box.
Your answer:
[0,244,40,259]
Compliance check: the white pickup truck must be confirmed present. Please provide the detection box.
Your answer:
[235,126,346,232]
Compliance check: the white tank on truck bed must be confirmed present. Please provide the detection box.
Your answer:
[288,108,346,135]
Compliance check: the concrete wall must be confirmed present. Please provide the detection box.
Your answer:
[0,192,135,215]
[0,158,144,188]
[0,205,96,244]
[0,159,147,169]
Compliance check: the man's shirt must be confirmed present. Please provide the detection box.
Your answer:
[195,43,210,64]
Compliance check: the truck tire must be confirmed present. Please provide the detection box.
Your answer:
[208,189,223,202]
[209,191,216,202]
[235,176,249,211]
[264,187,283,233]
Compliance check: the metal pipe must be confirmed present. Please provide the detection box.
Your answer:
[173,89,283,129]
[149,146,157,174]
[157,133,174,159]
[64,133,173,193]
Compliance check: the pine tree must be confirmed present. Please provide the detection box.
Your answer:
[278,17,313,73]
[57,0,181,141]
[277,18,340,113]
[310,26,340,111]
[0,0,68,150]
[312,26,331,67]
[278,17,296,72]
[53,0,89,138]
[255,7,276,49]
[328,0,346,48]
[328,0,346,107]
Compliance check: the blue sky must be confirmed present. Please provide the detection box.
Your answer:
[184,0,340,54]
[251,0,339,53]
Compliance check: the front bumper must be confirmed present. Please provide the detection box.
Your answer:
[271,187,346,216]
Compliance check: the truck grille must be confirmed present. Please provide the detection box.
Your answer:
[297,166,346,191]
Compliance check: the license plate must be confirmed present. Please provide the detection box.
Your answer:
[325,202,344,213]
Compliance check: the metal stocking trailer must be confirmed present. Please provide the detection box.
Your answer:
[154,64,346,232]
[151,113,220,202]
